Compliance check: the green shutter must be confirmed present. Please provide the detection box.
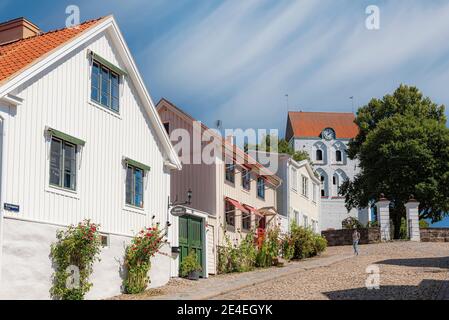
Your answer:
[47,128,85,146]
[90,51,127,76]
[124,157,151,172]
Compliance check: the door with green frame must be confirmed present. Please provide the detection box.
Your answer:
[179,215,204,275]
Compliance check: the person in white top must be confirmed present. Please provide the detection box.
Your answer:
[352,228,361,256]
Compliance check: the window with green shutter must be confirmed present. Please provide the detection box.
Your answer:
[49,137,77,191]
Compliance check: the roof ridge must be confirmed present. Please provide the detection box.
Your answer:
[0,16,106,49]
[0,16,108,85]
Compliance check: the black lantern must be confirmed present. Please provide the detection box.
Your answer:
[187,189,192,205]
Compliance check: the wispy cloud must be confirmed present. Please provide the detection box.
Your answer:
[3,1,447,134]
[139,0,449,134]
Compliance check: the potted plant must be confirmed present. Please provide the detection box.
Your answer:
[180,251,202,280]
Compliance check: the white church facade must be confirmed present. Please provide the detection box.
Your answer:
[286,111,369,230]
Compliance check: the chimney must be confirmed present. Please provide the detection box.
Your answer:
[0,17,41,45]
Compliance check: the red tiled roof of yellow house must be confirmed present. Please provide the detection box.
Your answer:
[0,17,106,85]
[286,111,359,141]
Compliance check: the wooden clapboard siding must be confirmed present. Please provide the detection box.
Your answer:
[0,31,170,236]
[158,103,217,216]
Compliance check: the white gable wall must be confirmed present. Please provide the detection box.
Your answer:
[0,28,175,299]
[1,31,171,235]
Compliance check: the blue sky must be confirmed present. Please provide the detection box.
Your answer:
[1,0,449,226]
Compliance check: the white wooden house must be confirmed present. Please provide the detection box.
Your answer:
[249,151,321,234]
[0,16,181,299]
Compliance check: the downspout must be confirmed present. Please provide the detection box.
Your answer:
[0,114,6,282]
[286,160,291,231]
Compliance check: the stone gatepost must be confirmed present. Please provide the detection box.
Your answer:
[405,196,420,242]
[376,195,391,241]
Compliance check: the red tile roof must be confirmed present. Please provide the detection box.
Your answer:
[0,17,106,85]
[286,111,358,141]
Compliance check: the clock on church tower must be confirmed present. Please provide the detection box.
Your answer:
[321,128,335,140]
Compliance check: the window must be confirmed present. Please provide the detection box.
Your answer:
[91,61,120,112]
[336,150,342,162]
[257,177,265,199]
[242,168,251,190]
[333,176,336,185]
[242,213,251,231]
[313,183,317,202]
[303,215,308,228]
[225,162,235,183]
[50,138,76,191]
[320,175,326,197]
[163,122,170,134]
[291,168,297,191]
[301,176,308,198]
[126,165,144,208]
[316,149,323,161]
[100,234,109,248]
[225,201,235,228]
[294,210,300,225]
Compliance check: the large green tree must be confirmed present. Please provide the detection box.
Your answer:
[340,85,449,238]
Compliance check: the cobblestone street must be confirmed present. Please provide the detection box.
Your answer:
[112,242,449,300]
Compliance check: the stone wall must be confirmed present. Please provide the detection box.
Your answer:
[420,228,449,242]
[321,228,381,246]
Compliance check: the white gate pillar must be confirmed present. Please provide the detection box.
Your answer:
[376,195,391,241]
[405,196,420,242]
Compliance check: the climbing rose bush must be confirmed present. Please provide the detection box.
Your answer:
[50,219,102,300]
[123,223,166,294]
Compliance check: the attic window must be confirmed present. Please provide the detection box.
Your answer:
[91,61,120,112]
[89,51,127,113]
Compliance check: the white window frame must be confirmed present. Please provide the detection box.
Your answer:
[301,175,309,198]
[291,167,298,192]
[294,210,300,225]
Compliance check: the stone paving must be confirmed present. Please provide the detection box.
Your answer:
[112,242,449,300]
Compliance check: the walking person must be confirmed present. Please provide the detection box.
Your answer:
[352,228,360,256]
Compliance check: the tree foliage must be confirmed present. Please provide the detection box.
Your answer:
[340,85,449,237]
[246,134,310,162]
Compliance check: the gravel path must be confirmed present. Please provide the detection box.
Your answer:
[215,242,449,300]
[111,242,449,300]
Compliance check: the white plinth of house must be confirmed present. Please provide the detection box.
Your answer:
[0,16,181,299]
[286,111,366,230]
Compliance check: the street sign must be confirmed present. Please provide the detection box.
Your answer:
[4,203,19,212]
[170,205,187,217]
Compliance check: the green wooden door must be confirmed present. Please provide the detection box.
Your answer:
[179,215,203,273]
